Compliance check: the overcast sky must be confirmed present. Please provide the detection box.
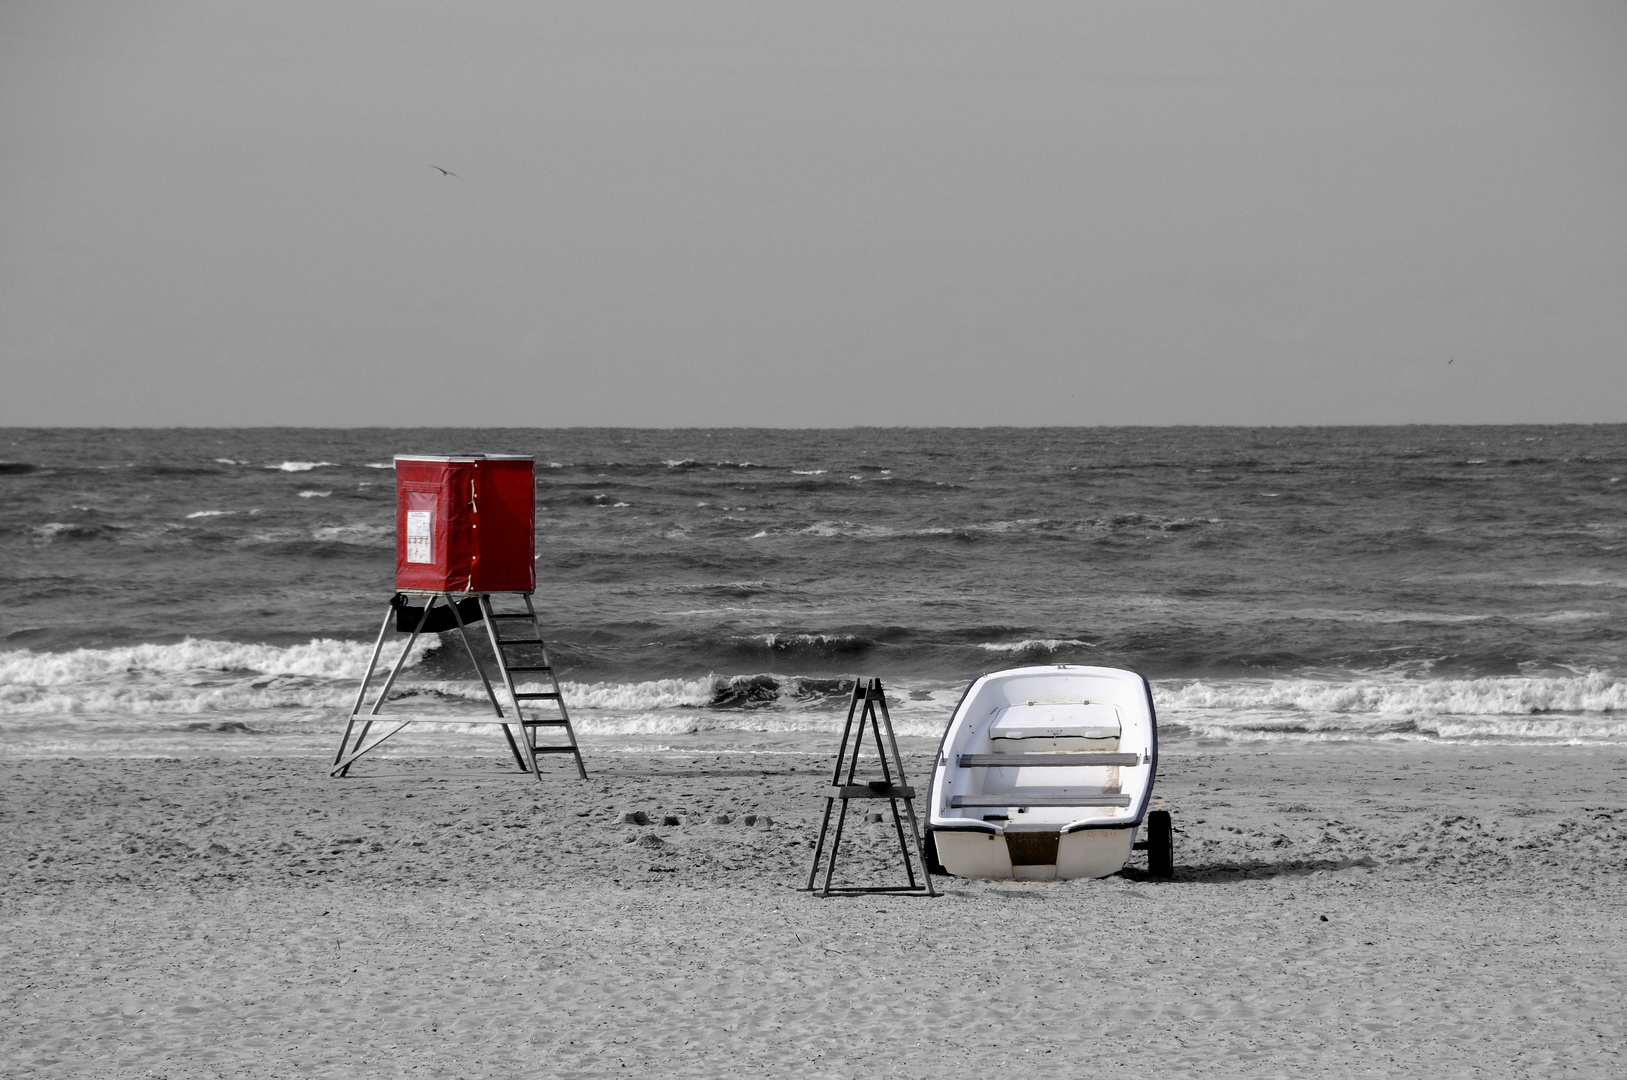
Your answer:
[3,1,1623,426]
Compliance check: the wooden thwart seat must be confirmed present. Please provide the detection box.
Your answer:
[957,753,1141,767]
[950,794,1133,808]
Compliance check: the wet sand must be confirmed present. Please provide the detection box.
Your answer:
[4,745,1626,1077]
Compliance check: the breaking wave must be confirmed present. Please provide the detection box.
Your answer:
[976,638,1097,655]
[1158,672,1627,745]
[725,633,880,659]
[32,522,115,543]
[0,638,436,693]
[1161,672,1627,717]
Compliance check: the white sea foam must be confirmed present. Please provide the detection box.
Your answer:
[311,524,391,544]
[1160,671,1627,717]
[185,510,233,519]
[326,677,719,715]
[1169,714,1627,746]
[364,462,394,469]
[269,461,339,472]
[976,639,1097,653]
[1529,610,1611,624]
[737,633,868,651]
[671,581,772,592]
[757,516,1220,543]
[1277,608,1495,626]
[562,712,948,740]
[797,521,896,539]
[0,682,357,718]
[298,490,332,498]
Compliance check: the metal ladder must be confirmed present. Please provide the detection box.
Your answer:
[478,593,588,780]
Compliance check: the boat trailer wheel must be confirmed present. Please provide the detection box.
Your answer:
[1145,809,1174,879]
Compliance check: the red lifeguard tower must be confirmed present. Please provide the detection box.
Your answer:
[331,454,586,780]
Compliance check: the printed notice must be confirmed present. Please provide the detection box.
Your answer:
[406,511,433,563]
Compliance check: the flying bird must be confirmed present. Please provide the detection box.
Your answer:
[429,165,460,177]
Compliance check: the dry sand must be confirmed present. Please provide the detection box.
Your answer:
[3,745,1626,1078]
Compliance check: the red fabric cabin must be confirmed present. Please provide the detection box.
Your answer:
[394,455,535,593]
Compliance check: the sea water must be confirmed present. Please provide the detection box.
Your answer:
[2,426,1624,758]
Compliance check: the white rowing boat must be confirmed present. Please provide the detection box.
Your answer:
[925,664,1171,880]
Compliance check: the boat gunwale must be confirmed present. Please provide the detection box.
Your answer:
[927,665,1160,837]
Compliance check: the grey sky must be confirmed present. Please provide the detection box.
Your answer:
[3,1,1623,426]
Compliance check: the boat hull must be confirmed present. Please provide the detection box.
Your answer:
[935,825,1137,881]
[927,665,1158,881]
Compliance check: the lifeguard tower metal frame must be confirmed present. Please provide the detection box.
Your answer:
[331,590,587,780]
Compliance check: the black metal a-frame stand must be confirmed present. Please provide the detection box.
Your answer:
[803,678,936,897]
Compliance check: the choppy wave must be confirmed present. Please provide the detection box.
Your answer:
[32,522,114,543]
[269,461,339,472]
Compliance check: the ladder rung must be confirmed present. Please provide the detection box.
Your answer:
[504,665,553,673]
[513,691,561,700]
[528,745,581,753]
[497,638,545,647]
[523,719,570,727]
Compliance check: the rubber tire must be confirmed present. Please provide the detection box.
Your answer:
[922,828,948,876]
[1145,810,1174,880]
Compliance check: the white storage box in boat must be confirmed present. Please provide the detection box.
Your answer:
[989,702,1121,753]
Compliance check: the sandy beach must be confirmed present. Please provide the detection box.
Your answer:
[3,744,1624,1077]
